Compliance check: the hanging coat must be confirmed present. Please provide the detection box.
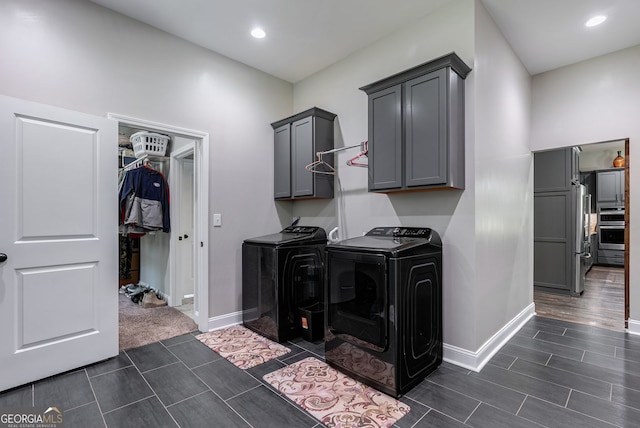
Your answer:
[119,166,170,234]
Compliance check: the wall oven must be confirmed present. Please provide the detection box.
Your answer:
[599,226,624,250]
[598,207,624,250]
[598,207,624,226]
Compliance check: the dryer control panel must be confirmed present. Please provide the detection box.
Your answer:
[366,227,432,238]
[282,226,323,234]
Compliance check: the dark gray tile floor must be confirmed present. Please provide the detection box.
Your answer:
[2,316,640,427]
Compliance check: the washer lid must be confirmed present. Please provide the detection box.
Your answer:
[243,226,327,245]
[327,227,441,254]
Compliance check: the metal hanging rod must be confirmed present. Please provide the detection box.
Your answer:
[306,141,368,174]
[121,154,148,171]
[316,141,367,156]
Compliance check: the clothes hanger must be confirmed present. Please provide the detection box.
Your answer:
[305,152,336,175]
[143,157,164,173]
[121,154,148,172]
[346,141,368,167]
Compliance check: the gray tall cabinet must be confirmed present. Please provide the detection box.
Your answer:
[534,147,580,294]
[359,52,471,192]
[271,107,336,200]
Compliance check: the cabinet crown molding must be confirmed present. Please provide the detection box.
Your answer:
[359,52,471,95]
[271,107,337,129]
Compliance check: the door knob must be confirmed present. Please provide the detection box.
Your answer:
[183,234,189,239]
[0,253,7,263]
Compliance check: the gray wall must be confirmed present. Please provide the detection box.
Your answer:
[0,0,294,319]
[473,0,533,350]
[291,0,534,353]
[531,45,640,328]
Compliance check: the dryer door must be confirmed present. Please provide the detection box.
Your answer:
[327,250,388,350]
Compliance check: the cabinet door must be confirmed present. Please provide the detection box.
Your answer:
[273,124,291,199]
[404,69,447,187]
[597,170,623,205]
[292,116,314,197]
[534,192,572,293]
[534,148,573,192]
[368,85,402,191]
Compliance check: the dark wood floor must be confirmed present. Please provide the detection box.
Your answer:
[534,265,625,331]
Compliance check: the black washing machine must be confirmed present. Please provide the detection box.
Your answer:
[325,227,442,397]
[242,226,326,343]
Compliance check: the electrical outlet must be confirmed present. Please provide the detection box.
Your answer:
[213,213,222,227]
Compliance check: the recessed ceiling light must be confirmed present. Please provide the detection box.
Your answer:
[251,28,266,39]
[585,15,607,27]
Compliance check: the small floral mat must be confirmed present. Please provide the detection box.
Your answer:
[263,357,410,428]
[196,325,290,370]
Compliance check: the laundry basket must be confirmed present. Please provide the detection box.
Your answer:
[130,131,170,157]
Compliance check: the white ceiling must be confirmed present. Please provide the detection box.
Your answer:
[481,0,640,76]
[89,0,640,83]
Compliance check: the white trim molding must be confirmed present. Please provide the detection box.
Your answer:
[207,304,539,364]
[443,303,536,372]
[207,311,243,332]
[628,319,640,336]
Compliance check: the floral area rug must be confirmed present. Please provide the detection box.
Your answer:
[196,324,290,369]
[263,357,410,428]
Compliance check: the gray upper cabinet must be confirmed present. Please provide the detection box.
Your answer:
[597,169,624,206]
[360,52,471,192]
[534,147,577,192]
[271,107,336,200]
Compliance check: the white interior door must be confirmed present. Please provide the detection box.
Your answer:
[0,95,118,391]
[177,159,195,303]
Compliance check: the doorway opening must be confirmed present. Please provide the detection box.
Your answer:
[533,138,629,331]
[110,113,210,340]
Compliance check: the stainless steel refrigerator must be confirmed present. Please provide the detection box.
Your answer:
[572,183,592,295]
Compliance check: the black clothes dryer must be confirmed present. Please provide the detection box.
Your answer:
[325,227,442,397]
[242,226,326,343]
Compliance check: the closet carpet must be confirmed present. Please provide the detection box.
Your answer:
[119,294,198,351]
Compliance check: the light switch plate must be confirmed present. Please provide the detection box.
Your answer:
[213,213,222,227]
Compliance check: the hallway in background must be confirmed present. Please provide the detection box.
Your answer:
[534,266,625,331]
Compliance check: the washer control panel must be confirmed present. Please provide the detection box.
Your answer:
[282,226,322,234]
[366,227,432,238]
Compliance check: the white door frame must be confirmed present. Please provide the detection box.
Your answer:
[108,113,210,332]
[171,144,195,306]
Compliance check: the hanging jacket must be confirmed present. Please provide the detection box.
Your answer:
[119,166,170,234]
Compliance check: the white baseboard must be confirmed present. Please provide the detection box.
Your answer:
[443,303,536,372]
[206,303,537,372]
[628,318,640,336]
[206,311,242,332]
